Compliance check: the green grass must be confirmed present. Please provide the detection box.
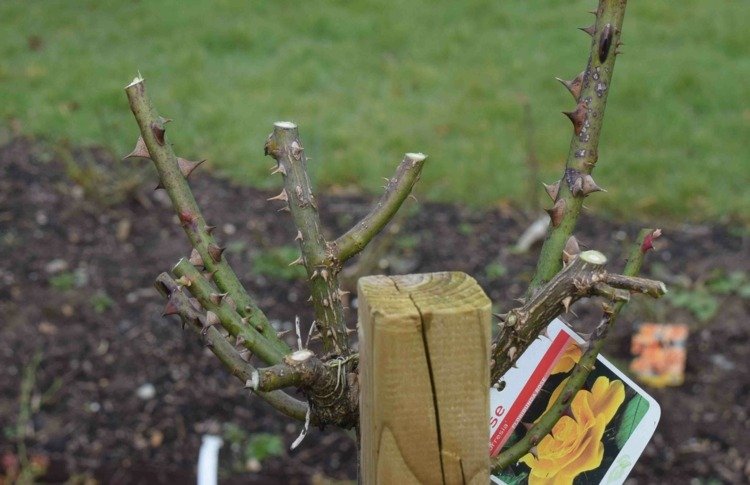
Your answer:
[2,0,748,221]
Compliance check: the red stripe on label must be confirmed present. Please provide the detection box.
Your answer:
[490,331,572,456]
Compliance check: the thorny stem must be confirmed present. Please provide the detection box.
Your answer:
[250,350,332,393]
[125,76,290,357]
[155,273,308,422]
[492,228,657,472]
[529,0,628,291]
[332,153,427,263]
[490,248,665,383]
[264,122,350,356]
[172,259,285,365]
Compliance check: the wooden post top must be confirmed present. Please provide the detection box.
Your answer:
[358,272,491,317]
[358,272,491,485]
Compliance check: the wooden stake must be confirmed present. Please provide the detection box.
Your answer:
[358,272,491,484]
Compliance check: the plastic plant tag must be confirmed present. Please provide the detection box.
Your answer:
[630,323,688,387]
[490,318,660,485]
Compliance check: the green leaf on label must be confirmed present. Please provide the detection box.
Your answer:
[615,395,649,448]
[493,470,528,485]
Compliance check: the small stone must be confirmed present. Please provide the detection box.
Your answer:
[149,430,164,448]
[45,259,69,274]
[87,402,101,413]
[222,223,236,235]
[136,383,156,400]
[116,219,132,242]
[245,458,262,472]
[35,210,48,225]
[38,321,58,335]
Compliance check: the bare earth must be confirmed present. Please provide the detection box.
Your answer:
[1,138,747,483]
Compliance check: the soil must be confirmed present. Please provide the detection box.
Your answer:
[0,137,748,484]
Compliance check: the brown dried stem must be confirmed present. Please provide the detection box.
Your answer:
[490,249,665,383]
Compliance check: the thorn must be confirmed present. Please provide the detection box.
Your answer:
[290,140,303,160]
[310,269,320,281]
[270,164,287,176]
[177,158,205,179]
[577,340,591,353]
[162,297,179,317]
[204,269,218,281]
[641,229,662,253]
[563,100,587,136]
[320,269,329,281]
[562,296,573,313]
[267,189,289,203]
[150,121,166,146]
[408,194,418,203]
[205,225,216,236]
[598,23,613,63]
[545,199,566,227]
[493,312,508,322]
[528,446,539,460]
[555,71,584,100]
[507,346,517,361]
[306,296,313,303]
[521,422,534,431]
[337,289,350,299]
[581,175,605,195]
[277,329,291,339]
[235,335,246,348]
[154,182,165,191]
[205,311,220,327]
[322,298,330,307]
[277,205,291,213]
[189,248,204,267]
[209,292,227,305]
[289,256,304,267]
[579,24,596,37]
[178,210,198,228]
[207,243,225,263]
[563,236,580,265]
[543,180,560,201]
[294,230,303,242]
[570,175,584,197]
[124,136,151,160]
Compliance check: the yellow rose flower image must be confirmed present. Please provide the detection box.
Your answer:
[520,376,625,485]
[551,342,583,375]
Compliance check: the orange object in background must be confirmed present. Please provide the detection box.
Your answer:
[630,323,689,387]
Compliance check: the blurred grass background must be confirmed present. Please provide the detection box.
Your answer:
[1,0,748,221]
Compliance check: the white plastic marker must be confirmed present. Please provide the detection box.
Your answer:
[197,435,223,485]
